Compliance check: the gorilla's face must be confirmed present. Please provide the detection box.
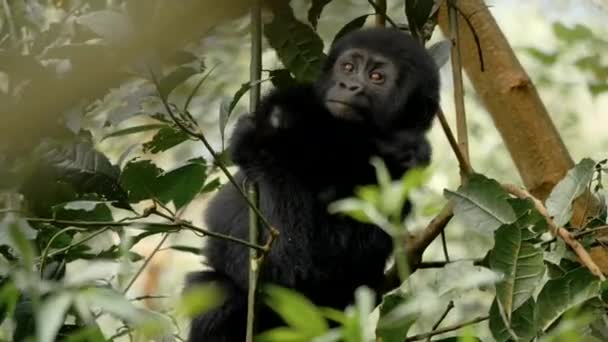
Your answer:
[322,48,398,122]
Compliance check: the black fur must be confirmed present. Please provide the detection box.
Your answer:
[186,28,439,341]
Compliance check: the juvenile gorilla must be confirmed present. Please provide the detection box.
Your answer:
[187,28,440,341]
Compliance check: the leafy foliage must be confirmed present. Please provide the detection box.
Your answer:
[0,1,607,341]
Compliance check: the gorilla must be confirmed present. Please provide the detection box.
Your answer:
[187,27,440,341]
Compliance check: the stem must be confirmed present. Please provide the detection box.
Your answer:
[123,233,169,294]
[448,0,471,179]
[25,216,266,252]
[426,301,454,342]
[149,69,276,236]
[39,226,87,276]
[246,183,261,341]
[502,183,606,281]
[436,108,473,175]
[246,3,263,340]
[405,315,489,341]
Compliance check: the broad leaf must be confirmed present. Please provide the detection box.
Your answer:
[489,298,536,342]
[101,124,167,142]
[265,13,325,82]
[156,160,207,209]
[535,268,601,331]
[489,223,544,317]
[37,292,73,342]
[264,285,328,337]
[52,201,113,222]
[553,23,593,43]
[376,292,416,342]
[444,174,516,233]
[331,15,371,47]
[120,160,164,202]
[142,126,190,154]
[546,158,595,227]
[158,66,199,100]
[307,0,333,29]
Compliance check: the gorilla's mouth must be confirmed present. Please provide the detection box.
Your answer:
[325,100,363,121]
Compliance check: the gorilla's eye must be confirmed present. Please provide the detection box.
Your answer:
[369,71,384,83]
[342,63,354,73]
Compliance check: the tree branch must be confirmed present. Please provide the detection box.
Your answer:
[405,315,489,341]
[501,183,606,280]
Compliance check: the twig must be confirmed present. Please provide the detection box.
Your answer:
[416,258,484,269]
[440,230,450,263]
[123,233,169,294]
[426,301,455,342]
[436,108,473,176]
[25,215,266,252]
[405,315,489,341]
[39,226,87,275]
[501,183,606,281]
[407,202,455,267]
[152,210,267,251]
[382,203,455,292]
[148,68,278,237]
[246,183,262,342]
[44,226,112,259]
[129,295,168,301]
[574,225,608,239]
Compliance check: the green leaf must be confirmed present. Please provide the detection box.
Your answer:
[331,14,370,47]
[37,292,73,342]
[120,160,164,202]
[265,13,326,82]
[52,201,113,222]
[405,0,435,39]
[376,292,416,342]
[490,297,537,342]
[545,158,595,227]
[535,268,601,331]
[79,288,146,324]
[178,283,226,318]
[589,83,608,97]
[307,0,333,29]
[158,66,199,100]
[264,285,329,337]
[168,245,200,255]
[522,47,558,65]
[507,198,547,241]
[444,174,516,233]
[142,126,190,154]
[256,327,309,342]
[156,160,206,209]
[101,124,167,142]
[489,224,545,317]
[553,23,593,43]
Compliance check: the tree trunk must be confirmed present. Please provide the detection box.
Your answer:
[437,1,573,200]
[437,0,606,272]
